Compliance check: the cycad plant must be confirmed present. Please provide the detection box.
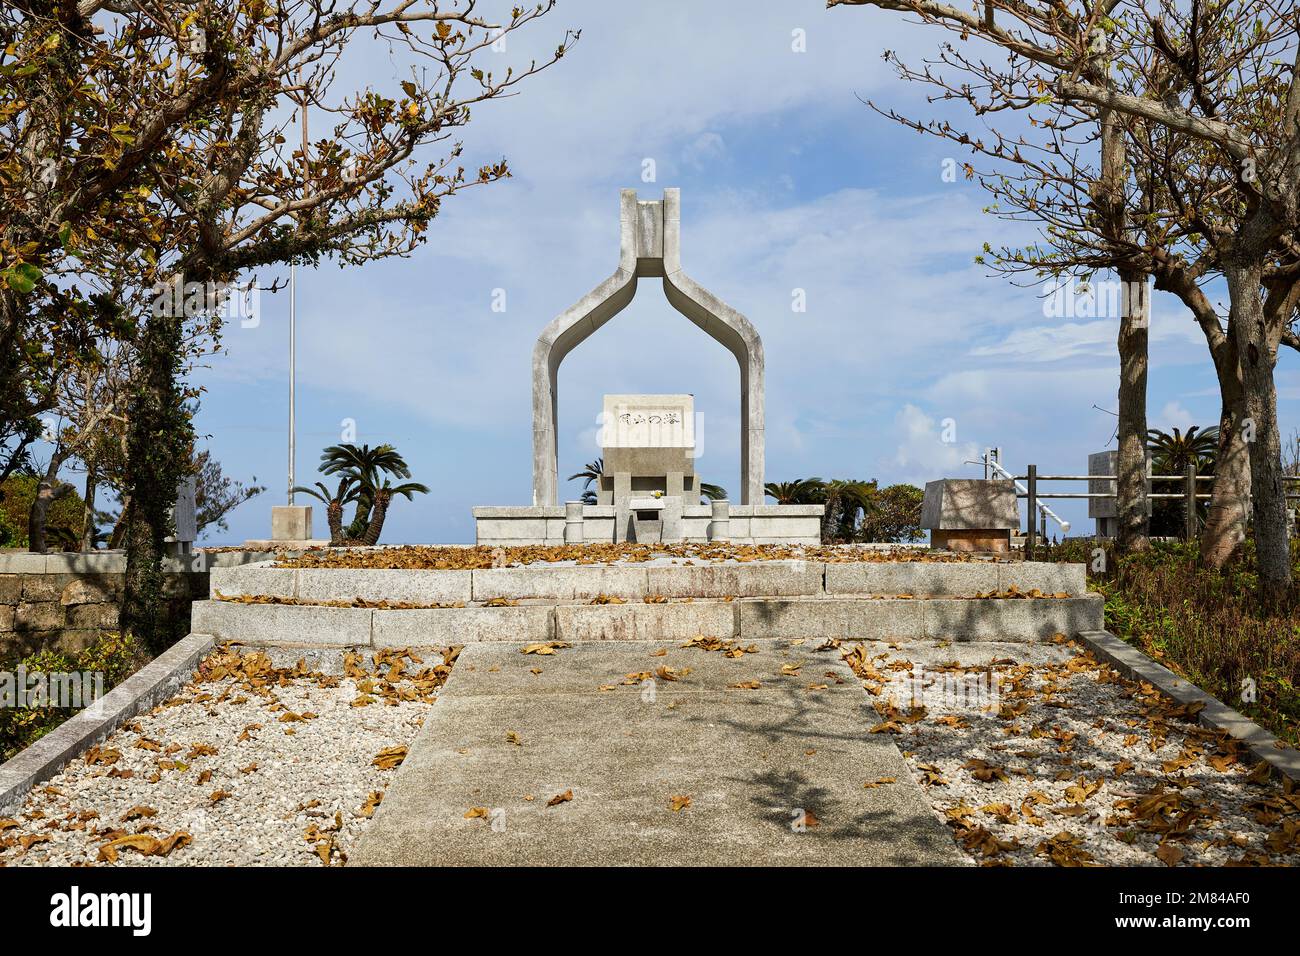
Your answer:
[568,458,603,505]
[294,443,428,545]
[764,478,825,504]
[1147,426,1219,536]
[290,476,361,546]
[699,482,728,503]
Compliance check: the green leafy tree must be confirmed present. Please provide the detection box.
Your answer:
[858,484,924,543]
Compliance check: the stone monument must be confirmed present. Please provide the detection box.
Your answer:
[921,478,1019,553]
[472,188,823,547]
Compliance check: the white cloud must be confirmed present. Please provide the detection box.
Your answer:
[891,404,981,484]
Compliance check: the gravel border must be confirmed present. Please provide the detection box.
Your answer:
[0,632,217,817]
[842,638,1300,867]
[1078,629,1300,784]
[0,644,454,866]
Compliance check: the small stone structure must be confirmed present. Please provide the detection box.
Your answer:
[1088,449,1151,537]
[244,504,326,550]
[921,479,1019,553]
[164,475,197,557]
[473,188,822,546]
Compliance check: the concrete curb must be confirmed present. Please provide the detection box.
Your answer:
[0,631,217,817]
[1077,629,1300,784]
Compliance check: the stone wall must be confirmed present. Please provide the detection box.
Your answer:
[0,550,270,661]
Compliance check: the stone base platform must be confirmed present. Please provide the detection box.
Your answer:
[472,504,823,547]
[193,554,1100,648]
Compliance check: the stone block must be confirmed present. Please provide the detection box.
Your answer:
[471,566,649,602]
[209,565,297,600]
[553,601,735,642]
[67,603,120,629]
[296,568,472,605]
[15,602,65,632]
[60,576,117,605]
[930,529,1011,553]
[372,605,553,647]
[824,561,998,596]
[0,605,14,631]
[0,553,49,573]
[737,598,925,641]
[921,479,1018,531]
[272,505,313,541]
[44,553,125,573]
[0,574,20,604]
[644,561,823,598]
[21,574,70,602]
[190,600,371,647]
[996,563,1087,597]
[922,595,1102,641]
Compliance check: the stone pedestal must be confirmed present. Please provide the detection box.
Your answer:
[1088,449,1152,537]
[272,505,313,541]
[922,479,1018,553]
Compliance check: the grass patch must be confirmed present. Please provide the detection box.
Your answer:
[1046,538,1300,749]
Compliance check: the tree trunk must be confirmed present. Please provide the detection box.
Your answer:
[1158,258,1252,566]
[1115,269,1150,551]
[108,496,131,549]
[28,451,70,553]
[1201,373,1251,568]
[81,466,98,551]
[121,307,194,652]
[360,489,392,546]
[327,498,344,546]
[1224,262,1291,600]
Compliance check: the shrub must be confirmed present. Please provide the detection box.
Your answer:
[0,632,149,761]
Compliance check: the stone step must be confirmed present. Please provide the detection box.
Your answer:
[209,558,1087,604]
[190,592,1102,648]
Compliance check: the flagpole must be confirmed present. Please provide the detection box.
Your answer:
[288,68,307,507]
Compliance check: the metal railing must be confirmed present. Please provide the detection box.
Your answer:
[1007,459,1300,560]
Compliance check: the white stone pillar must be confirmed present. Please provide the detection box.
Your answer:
[709,499,730,542]
[564,501,584,544]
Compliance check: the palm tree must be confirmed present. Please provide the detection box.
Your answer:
[764,477,825,504]
[1147,426,1219,475]
[356,478,429,545]
[290,477,361,545]
[819,479,877,542]
[299,443,427,545]
[699,482,728,504]
[318,443,416,539]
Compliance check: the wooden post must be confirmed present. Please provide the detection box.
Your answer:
[1026,464,1037,561]
[1184,463,1197,541]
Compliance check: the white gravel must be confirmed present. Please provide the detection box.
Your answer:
[845,638,1300,867]
[0,644,453,867]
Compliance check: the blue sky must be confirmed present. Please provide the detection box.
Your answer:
[174,0,1295,544]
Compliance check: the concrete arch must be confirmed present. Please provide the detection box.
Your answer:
[531,188,764,505]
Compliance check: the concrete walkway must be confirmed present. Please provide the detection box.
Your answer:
[351,639,963,866]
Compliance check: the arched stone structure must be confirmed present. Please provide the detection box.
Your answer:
[531,189,765,505]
